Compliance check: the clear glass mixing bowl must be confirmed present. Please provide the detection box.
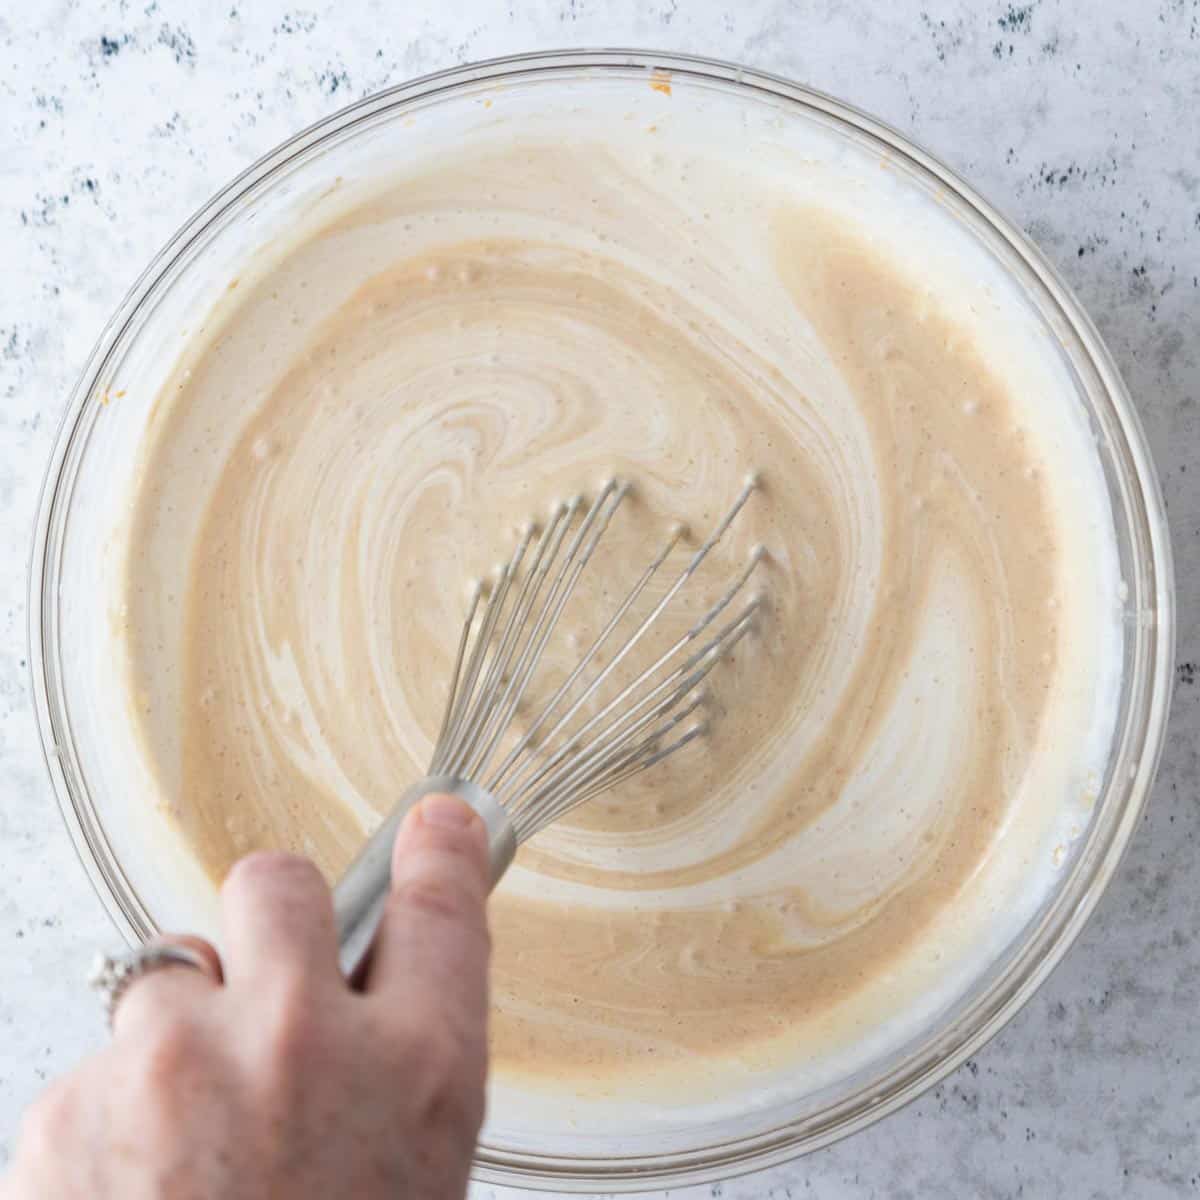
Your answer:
[29,50,1174,1192]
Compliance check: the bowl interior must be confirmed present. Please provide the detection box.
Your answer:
[31,52,1173,1191]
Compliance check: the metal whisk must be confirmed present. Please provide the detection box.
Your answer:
[334,474,763,977]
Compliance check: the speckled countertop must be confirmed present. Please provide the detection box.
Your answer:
[1,2,1197,1197]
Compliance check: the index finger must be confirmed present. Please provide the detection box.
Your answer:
[363,793,492,1035]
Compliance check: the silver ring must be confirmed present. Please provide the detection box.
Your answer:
[88,943,214,1029]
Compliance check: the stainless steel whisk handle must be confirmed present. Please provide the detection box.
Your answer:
[333,776,516,981]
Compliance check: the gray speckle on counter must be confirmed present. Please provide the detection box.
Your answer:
[1,2,1197,1197]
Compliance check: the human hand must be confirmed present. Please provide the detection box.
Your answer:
[2,793,491,1200]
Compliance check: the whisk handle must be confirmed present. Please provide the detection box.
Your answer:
[333,777,516,981]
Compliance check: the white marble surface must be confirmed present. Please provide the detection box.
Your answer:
[1,2,1197,1196]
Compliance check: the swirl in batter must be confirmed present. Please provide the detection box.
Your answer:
[122,137,1116,1110]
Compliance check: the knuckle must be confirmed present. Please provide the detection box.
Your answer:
[253,981,330,1094]
[268,987,324,1061]
[137,1016,201,1094]
[413,817,486,859]
[395,876,468,922]
[391,862,485,928]
[224,851,323,899]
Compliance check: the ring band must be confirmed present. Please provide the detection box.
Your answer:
[89,943,214,1028]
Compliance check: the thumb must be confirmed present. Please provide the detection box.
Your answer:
[364,794,492,1034]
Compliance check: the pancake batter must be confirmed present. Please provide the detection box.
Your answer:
[119,114,1121,1124]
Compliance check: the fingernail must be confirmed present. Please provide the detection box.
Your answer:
[421,793,477,828]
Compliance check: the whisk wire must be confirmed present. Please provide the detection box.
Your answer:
[502,596,758,822]
[448,500,578,778]
[431,474,762,836]
[455,506,574,778]
[494,482,761,801]
[438,481,621,777]
[513,692,709,836]
[432,580,484,755]
[510,722,708,842]
[524,606,761,832]
[461,482,628,779]
[497,563,761,807]
[485,514,683,793]
[431,523,536,774]
[333,474,763,980]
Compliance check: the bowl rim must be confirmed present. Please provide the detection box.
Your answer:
[28,48,1175,1193]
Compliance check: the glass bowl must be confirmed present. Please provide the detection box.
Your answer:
[29,50,1174,1192]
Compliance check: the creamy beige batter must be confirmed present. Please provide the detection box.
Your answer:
[120,130,1117,1114]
